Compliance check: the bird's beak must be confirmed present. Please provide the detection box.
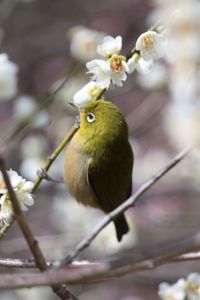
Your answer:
[68,101,77,108]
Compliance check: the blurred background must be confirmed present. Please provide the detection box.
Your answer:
[0,0,200,299]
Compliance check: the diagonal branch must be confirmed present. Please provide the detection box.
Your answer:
[0,157,79,300]
[31,123,79,193]
[0,123,79,237]
[56,147,190,268]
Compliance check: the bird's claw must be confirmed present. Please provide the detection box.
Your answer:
[37,169,63,183]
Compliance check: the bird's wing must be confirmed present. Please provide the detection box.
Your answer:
[87,157,130,241]
[87,158,111,213]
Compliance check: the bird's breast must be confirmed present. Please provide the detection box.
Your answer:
[63,137,98,208]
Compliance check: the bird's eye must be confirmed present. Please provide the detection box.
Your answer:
[86,112,96,123]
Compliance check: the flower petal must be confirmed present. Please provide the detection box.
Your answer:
[97,35,122,57]
[23,181,34,191]
[136,58,153,75]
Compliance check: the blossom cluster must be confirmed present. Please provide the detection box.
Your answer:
[0,170,34,226]
[158,272,200,300]
[73,29,167,106]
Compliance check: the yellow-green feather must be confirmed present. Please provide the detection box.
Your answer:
[64,99,133,241]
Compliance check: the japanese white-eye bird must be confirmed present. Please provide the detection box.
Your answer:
[64,99,133,241]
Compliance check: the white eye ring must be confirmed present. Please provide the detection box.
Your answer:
[86,112,96,123]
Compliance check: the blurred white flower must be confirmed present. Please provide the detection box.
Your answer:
[92,213,138,255]
[158,279,186,300]
[20,157,45,182]
[164,100,200,151]
[0,170,34,226]
[73,81,102,106]
[167,33,200,63]
[97,35,122,58]
[68,26,105,63]
[20,135,48,181]
[52,192,96,234]
[86,55,128,89]
[14,95,36,117]
[185,273,200,299]
[13,95,50,128]
[136,31,167,61]
[137,62,167,90]
[127,53,153,74]
[0,53,18,101]
[21,135,48,158]
[134,148,171,184]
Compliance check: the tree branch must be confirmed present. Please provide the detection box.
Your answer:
[56,147,189,267]
[0,252,200,269]
[31,123,79,193]
[0,123,79,237]
[0,157,79,300]
[0,232,200,289]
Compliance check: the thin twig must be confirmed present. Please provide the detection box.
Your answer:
[31,123,79,193]
[56,147,189,267]
[0,158,78,300]
[0,251,200,269]
[0,258,100,269]
[0,158,47,270]
[0,123,79,237]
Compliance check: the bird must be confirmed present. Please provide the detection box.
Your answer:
[63,99,134,241]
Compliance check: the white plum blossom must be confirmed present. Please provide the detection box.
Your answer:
[108,54,128,86]
[158,279,186,300]
[97,36,122,58]
[185,273,200,299]
[0,170,34,226]
[127,53,153,74]
[86,59,111,89]
[86,55,128,89]
[0,53,18,101]
[73,81,102,106]
[136,31,167,61]
[68,26,105,62]
[158,273,200,300]
[0,196,13,226]
[86,35,129,89]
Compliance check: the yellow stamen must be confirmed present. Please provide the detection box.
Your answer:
[110,58,122,73]
[186,282,199,294]
[142,35,154,49]
[0,182,6,189]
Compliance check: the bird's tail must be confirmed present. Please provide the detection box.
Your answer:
[114,214,129,242]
